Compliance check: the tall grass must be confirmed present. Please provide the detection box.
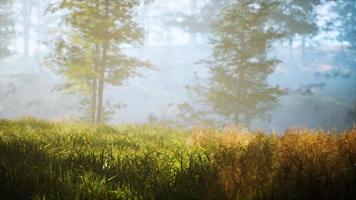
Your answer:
[0,118,355,200]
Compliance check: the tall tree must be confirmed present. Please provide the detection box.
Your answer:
[275,0,321,61]
[335,0,356,62]
[0,0,14,58]
[48,0,151,125]
[169,0,232,44]
[335,0,356,126]
[22,0,34,56]
[181,0,285,128]
[172,0,321,50]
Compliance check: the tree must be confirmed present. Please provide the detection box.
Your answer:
[317,1,356,79]
[22,0,34,56]
[337,0,356,47]
[172,0,321,53]
[334,0,356,127]
[275,0,321,61]
[168,0,232,44]
[335,0,356,67]
[48,0,152,125]
[21,0,46,57]
[0,0,14,58]
[181,0,285,128]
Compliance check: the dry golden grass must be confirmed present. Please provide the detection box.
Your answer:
[0,119,355,200]
[188,127,356,200]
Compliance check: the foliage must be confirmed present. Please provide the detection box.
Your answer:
[332,0,356,78]
[182,0,285,128]
[0,118,355,200]
[275,0,321,39]
[171,0,320,42]
[336,0,356,48]
[47,0,152,125]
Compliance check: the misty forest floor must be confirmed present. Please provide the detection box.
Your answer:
[0,118,355,200]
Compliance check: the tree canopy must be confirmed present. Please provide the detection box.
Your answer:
[47,0,152,125]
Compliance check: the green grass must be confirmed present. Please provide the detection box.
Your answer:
[0,118,355,200]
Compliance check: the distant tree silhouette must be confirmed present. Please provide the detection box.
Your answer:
[0,0,14,59]
[335,0,356,127]
[275,0,321,61]
[335,0,356,70]
[180,0,285,128]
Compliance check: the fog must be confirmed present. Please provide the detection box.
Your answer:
[0,0,355,131]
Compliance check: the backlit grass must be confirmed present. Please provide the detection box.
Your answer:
[0,118,355,200]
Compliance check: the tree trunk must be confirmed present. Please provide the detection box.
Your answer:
[190,0,198,44]
[141,0,150,46]
[91,44,99,125]
[234,67,245,126]
[301,36,306,65]
[96,0,109,125]
[92,0,100,125]
[96,65,105,125]
[23,0,32,57]
[289,37,293,63]
[96,42,106,124]
[92,79,98,125]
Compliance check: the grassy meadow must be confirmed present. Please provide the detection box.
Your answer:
[0,118,355,200]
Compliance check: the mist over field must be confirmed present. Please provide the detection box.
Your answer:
[1,1,356,199]
[0,0,355,131]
